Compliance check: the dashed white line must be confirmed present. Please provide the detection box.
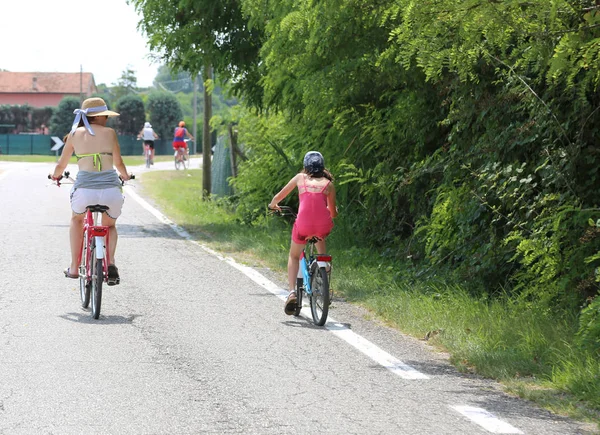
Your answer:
[451,406,524,434]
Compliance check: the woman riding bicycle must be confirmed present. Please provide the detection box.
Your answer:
[172,121,194,162]
[268,151,338,315]
[51,97,131,285]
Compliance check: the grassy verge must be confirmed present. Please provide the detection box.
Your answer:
[0,154,178,167]
[139,169,600,428]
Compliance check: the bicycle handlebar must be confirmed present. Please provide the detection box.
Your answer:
[48,171,72,186]
[48,171,134,187]
[269,205,297,217]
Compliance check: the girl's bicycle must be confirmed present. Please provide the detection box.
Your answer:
[273,206,332,326]
[49,172,134,319]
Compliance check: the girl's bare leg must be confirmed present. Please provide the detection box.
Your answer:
[288,240,305,291]
[315,239,327,254]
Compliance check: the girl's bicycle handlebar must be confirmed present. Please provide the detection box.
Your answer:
[269,205,297,217]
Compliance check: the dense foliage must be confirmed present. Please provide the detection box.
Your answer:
[48,97,80,137]
[146,91,183,140]
[115,94,146,135]
[134,0,600,357]
[0,105,55,133]
[233,0,600,340]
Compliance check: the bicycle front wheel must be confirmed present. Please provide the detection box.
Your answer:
[309,264,329,326]
[90,239,103,319]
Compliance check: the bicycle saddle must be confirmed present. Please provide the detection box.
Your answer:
[87,204,110,213]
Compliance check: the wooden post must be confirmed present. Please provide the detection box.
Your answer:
[202,64,213,199]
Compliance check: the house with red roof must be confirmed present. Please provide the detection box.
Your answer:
[0,71,97,107]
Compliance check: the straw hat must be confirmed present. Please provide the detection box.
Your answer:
[81,97,119,117]
[70,97,119,135]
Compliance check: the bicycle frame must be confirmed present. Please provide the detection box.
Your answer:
[298,240,332,296]
[78,208,110,280]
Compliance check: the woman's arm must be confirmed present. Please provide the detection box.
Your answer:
[185,128,194,140]
[51,136,74,179]
[111,129,130,181]
[268,174,299,210]
[327,183,338,218]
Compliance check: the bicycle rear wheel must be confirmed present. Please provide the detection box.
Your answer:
[145,149,151,168]
[90,239,103,319]
[310,264,329,326]
[174,152,182,170]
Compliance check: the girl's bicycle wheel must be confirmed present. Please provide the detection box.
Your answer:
[294,277,303,316]
[90,239,103,319]
[309,264,329,326]
[79,252,90,309]
[145,149,151,168]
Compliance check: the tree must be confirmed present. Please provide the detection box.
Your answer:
[130,0,263,106]
[111,67,138,101]
[131,0,266,199]
[115,94,146,135]
[48,97,80,137]
[32,107,55,132]
[146,92,182,141]
[154,65,194,93]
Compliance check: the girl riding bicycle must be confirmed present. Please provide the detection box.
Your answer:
[268,151,338,315]
[51,97,131,285]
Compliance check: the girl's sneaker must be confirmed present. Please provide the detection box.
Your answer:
[284,291,298,315]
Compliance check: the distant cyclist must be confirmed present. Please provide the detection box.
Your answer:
[137,121,159,165]
[172,121,194,163]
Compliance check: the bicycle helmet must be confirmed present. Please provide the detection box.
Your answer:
[303,151,325,174]
[179,121,186,127]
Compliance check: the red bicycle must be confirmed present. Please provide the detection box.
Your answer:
[50,172,134,319]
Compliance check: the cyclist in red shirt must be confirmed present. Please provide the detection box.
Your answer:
[172,121,194,162]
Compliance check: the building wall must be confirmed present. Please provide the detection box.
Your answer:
[0,93,81,107]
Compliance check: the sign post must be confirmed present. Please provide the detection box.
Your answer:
[51,136,64,162]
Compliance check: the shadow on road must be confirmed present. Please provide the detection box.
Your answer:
[59,312,139,325]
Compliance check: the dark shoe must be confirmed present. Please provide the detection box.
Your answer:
[284,291,297,315]
[107,265,120,286]
[64,267,78,279]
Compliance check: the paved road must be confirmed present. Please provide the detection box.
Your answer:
[0,161,594,434]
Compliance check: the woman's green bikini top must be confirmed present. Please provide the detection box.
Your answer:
[74,152,112,171]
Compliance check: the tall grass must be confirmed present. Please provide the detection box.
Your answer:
[138,169,600,425]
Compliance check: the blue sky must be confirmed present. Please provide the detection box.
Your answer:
[0,0,159,87]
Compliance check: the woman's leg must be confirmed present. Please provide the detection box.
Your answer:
[288,240,305,291]
[69,212,85,273]
[101,213,118,265]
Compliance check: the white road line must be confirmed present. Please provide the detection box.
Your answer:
[451,406,524,434]
[125,186,429,380]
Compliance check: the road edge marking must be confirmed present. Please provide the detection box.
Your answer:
[125,185,429,380]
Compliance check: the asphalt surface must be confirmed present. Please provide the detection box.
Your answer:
[0,161,596,434]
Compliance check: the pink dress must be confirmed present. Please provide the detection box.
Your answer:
[292,175,334,244]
